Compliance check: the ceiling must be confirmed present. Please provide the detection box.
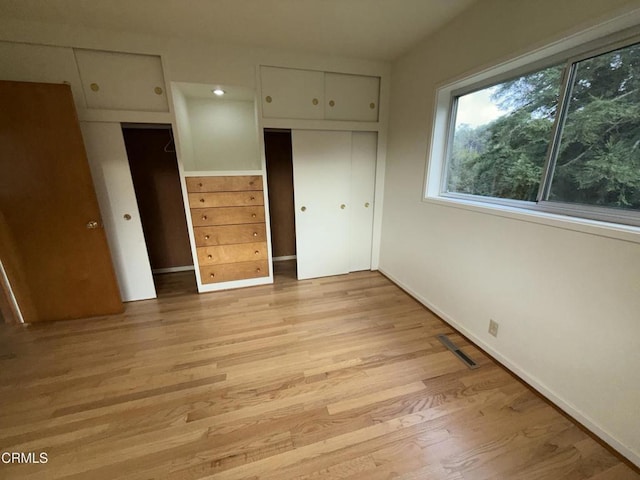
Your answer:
[0,0,476,61]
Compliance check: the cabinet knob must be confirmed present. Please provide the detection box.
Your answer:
[249,181,254,185]
[301,206,306,212]
[199,198,205,203]
[254,250,260,255]
[250,196,255,201]
[154,86,163,95]
[86,220,99,229]
[340,204,346,209]
[369,102,376,109]
[265,95,272,103]
[256,268,261,273]
[252,213,257,218]
[253,232,258,237]
[198,182,203,187]
[204,235,210,240]
[329,100,335,107]
[90,83,99,92]
[202,215,207,220]
[210,273,215,278]
[365,202,370,208]
[312,98,319,105]
[123,213,132,220]
[208,254,212,259]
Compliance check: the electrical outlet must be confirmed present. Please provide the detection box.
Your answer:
[488,319,499,337]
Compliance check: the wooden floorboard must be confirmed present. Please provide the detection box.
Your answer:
[0,261,636,479]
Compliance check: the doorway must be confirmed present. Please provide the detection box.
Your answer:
[121,125,196,296]
[264,129,297,281]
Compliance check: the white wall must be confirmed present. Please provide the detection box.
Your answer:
[185,98,260,171]
[169,87,194,171]
[381,0,640,466]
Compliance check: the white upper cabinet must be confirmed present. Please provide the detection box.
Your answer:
[260,66,324,119]
[260,66,380,122]
[74,49,169,112]
[0,42,86,108]
[325,73,380,122]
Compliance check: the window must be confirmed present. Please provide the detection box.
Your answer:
[438,34,640,227]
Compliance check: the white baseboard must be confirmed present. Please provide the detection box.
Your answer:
[273,255,296,262]
[378,267,639,468]
[152,266,195,274]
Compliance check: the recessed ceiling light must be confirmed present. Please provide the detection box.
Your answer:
[212,89,225,96]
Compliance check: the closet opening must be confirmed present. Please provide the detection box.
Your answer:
[121,124,196,297]
[263,129,297,281]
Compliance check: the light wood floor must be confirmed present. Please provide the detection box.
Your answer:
[0,262,637,479]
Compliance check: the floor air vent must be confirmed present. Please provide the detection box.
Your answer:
[437,334,479,369]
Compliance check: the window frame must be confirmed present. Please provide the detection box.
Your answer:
[430,23,640,229]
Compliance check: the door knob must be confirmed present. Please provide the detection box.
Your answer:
[340,204,346,209]
[86,220,98,229]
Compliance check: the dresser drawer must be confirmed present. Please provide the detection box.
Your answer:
[194,224,266,247]
[191,206,265,227]
[186,175,263,193]
[197,242,268,265]
[200,260,269,284]
[188,191,264,209]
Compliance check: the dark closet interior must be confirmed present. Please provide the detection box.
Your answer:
[121,125,195,292]
[264,130,296,258]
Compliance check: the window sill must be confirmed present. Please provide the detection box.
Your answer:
[422,195,640,245]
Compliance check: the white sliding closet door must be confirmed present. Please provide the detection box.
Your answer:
[292,130,352,280]
[350,132,377,271]
[81,122,156,301]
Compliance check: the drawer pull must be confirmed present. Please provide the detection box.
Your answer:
[200,198,205,203]
[251,213,257,218]
[208,254,213,259]
[250,196,255,201]
[256,268,261,273]
[253,232,258,237]
[204,235,210,240]
[202,215,207,220]
[249,181,254,185]
[198,182,203,187]
[254,250,260,255]
[210,273,215,278]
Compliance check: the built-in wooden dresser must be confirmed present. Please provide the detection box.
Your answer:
[186,175,268,284]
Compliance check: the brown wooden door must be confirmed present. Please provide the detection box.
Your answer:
[0,81,123,322]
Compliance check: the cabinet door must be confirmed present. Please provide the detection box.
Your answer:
[292,130,351,280]
[74,49,169,112]
[261,67,324,119]
[349,132,377,271]
[0,42,86,108]
[325,73,380,122]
